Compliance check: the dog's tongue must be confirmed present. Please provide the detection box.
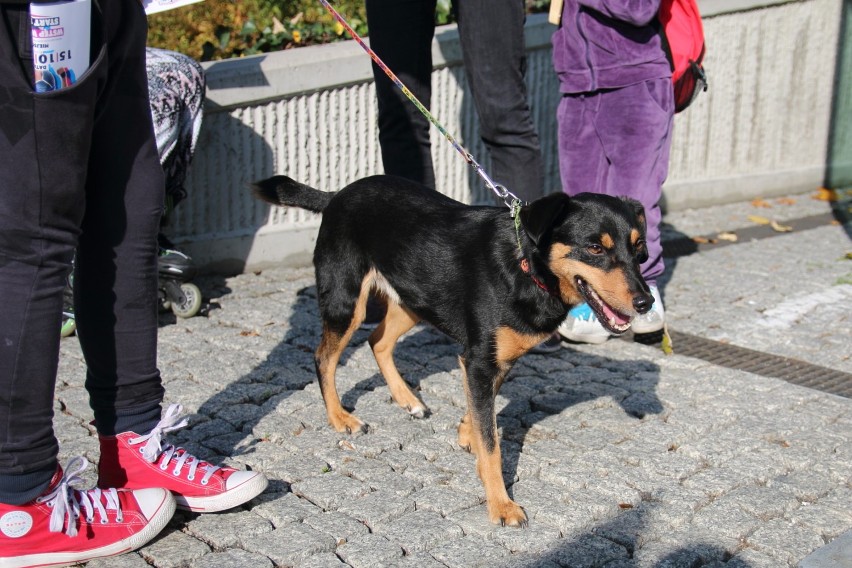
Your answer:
[601,301,631,326]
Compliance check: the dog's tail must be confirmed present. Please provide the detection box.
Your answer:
[250,175,332,213]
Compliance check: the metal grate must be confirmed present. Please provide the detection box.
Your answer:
[664,330,852,399]
[651,210,852,398]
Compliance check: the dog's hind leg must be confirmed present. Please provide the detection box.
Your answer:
[460,353,528,528]
[368,302,429,419]
[314,273,373,434]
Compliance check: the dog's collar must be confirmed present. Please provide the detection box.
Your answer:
[520,258,557,296]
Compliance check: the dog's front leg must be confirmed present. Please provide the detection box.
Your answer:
[460,355,528,528]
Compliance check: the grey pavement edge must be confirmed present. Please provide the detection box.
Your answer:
[55,190,851,568]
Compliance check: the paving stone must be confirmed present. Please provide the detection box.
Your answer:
[189,549,274,568]
[384,552,449,568]
[303,510,370,545]
[253,491,324,526]
[771,469,839,502]
[747,518,828,566]
[337,489,416,529]
[336,533,404,567]
[290,472,372,510]
[241,522,337,566]
[375,510,465,554]
[296,552,349,568]
[428,534,511,567]
[688,500,762,543]
[537,533,629,567]
[85,552,151,568]
[184,508,274,549]
[720,484,801,520]
[139,530,211,568]
[412,484,481,516]
[493,521,562,554]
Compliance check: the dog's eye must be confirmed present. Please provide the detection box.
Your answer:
[587,244,605,255]
[635,240,647,253]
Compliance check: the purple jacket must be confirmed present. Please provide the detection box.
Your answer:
[551,0,671,94]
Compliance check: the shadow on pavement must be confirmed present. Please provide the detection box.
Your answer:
[508,501,748,567]
[181,279,665,509]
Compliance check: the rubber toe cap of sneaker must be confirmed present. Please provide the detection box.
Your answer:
[226,470,267,492]
[131,487,175,521]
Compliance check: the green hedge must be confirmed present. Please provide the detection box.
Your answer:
[147,0,548,62]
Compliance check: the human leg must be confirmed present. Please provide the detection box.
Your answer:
[74,0,166,439]
[595,79,673,287]
[0,4,177,562]
[365,0,437,188]
[0,2,99,503]
[556,83,673,342]
[72,5,267,509]
[455,0,545,202]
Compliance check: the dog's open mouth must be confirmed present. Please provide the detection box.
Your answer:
[575,277,632,335]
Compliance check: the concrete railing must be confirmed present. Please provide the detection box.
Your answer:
[170,0,843,272]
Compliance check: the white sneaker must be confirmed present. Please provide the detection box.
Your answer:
[558,303,610,344]
[632,286,665,335]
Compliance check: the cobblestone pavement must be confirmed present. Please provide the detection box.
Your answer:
[56,192,851,567]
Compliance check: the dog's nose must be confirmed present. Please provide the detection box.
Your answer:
[633,293,654,314]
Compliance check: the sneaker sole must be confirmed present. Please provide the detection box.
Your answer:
[559,331,610,345]
[631,320,665,335]
[175,473,268,513]
[1,492,176,568]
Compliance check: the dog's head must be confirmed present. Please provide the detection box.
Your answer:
[519,192,653,334]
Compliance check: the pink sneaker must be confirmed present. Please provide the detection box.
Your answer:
[0,457,175,568]
[98,404,268,513]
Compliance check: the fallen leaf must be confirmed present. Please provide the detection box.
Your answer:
[747,215,771,225]
[619,503,634,509]
[661,326,674,355]
[770,220,793,232]
[751,198,772,208]
[812,187,838,202]
[845,252,852,260]
[240,330,260,337]
[338,440,355,451]
[776,197,797,206]
[717,232,738,242]
[692,236,717,244]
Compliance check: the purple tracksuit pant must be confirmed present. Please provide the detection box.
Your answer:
[557,78,674,286]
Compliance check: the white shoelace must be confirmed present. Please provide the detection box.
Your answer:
[127,404,219,485]
[36,457,123,537]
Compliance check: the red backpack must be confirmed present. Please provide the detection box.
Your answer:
[658,0,708,112]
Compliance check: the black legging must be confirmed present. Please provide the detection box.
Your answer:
[365,0,545,202]
[0,0,165,504]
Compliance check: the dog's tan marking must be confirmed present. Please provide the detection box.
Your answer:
[315,273,375,434]
[369,301,428,418]
[548,243,636,313]
[601,233,614,249]
[459,359,528,527]
[630,228,641,245]
[494,326,549,365]
[548,243,584,305]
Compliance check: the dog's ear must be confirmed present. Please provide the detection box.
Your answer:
[622,197,646,231]
[519,193,571,246]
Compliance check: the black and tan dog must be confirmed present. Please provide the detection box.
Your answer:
[252,174,653,527]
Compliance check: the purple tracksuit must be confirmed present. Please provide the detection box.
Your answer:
[552,0,673,285]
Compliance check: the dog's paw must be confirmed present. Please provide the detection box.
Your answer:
[329,411,368,435]
[457,418,473,451]
[406,403,428,419]
[489,500,528,528]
